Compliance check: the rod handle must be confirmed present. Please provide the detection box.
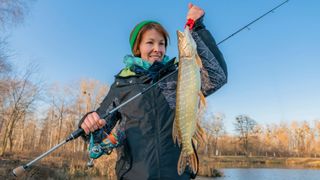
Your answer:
[12,165,26,177]
[66,128,84,141]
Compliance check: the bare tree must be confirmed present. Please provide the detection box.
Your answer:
[37,79,108,154]
[14,114,38,152]
[0,0,35,29]
[0,64,41,156]
[0,39,11,73]
[234,115,257,156]
[0,39,11,131]
[290,121,314,157]
[0,0,35,132]
[202,113,225,156]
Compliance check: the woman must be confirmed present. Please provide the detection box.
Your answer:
[80,3,227,180]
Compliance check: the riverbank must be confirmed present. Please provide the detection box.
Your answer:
[200,156,320,169]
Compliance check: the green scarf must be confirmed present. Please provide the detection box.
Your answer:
[123,55,170,70]
[119,55,170,77]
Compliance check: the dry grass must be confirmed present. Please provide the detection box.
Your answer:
[286,158,320,168]
[0,151,117,180]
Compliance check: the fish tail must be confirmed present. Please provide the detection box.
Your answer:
[177,149,198,175]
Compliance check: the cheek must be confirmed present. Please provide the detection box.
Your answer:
[138,46,150,60]
[139,45,151,55]
[160,46,166,53]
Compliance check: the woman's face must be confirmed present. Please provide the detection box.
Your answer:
[139,29,166,63]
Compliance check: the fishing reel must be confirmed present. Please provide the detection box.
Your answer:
[87,129,125,167]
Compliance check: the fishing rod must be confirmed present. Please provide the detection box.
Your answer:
[217,0,289,45]
[12,0,290,177]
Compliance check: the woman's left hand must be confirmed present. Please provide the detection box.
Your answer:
[186,3,205,21]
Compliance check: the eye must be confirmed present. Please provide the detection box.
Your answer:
[159,42,165,46]
[146,41,153,44]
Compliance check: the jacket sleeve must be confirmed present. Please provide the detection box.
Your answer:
[78,82,121,142]
[191,15,228,97]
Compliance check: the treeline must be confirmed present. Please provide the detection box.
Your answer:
[1,60,320,160]
[0,60,108,156]
[200,114,320,158]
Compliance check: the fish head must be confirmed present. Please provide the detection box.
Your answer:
[177,28,197,59]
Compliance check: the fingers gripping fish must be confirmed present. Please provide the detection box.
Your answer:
[173,27,206,175]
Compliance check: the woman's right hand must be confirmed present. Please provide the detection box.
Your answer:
[186,3,205,22]
[80,112,106,134]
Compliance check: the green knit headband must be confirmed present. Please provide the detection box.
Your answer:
[130,20,159,53]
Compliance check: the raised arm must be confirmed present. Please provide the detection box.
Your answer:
[187,3,228,96]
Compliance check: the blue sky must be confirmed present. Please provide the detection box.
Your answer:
[6,0,320,132]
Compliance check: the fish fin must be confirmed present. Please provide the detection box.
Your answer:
[193,123,206,147]
[172,119,178,144]
[172,119,182,147]
[197,91,206,122]
[177,30,184,45]
[194,92,206,147]
[177,150,198,175]
[195,53,203,68]
[196,91,206,125]
[191,141,200,178]
[198,91,206,107]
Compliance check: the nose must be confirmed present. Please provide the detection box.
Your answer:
[153,44,160,52]
[153,44,163,53]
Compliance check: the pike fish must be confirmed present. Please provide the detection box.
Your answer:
[173,27,206,175]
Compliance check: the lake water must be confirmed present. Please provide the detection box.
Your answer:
[196,168,320,180]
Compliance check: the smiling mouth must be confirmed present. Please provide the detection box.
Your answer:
[149,55,162,59]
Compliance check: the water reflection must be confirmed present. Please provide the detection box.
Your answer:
[196,168,320,180]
